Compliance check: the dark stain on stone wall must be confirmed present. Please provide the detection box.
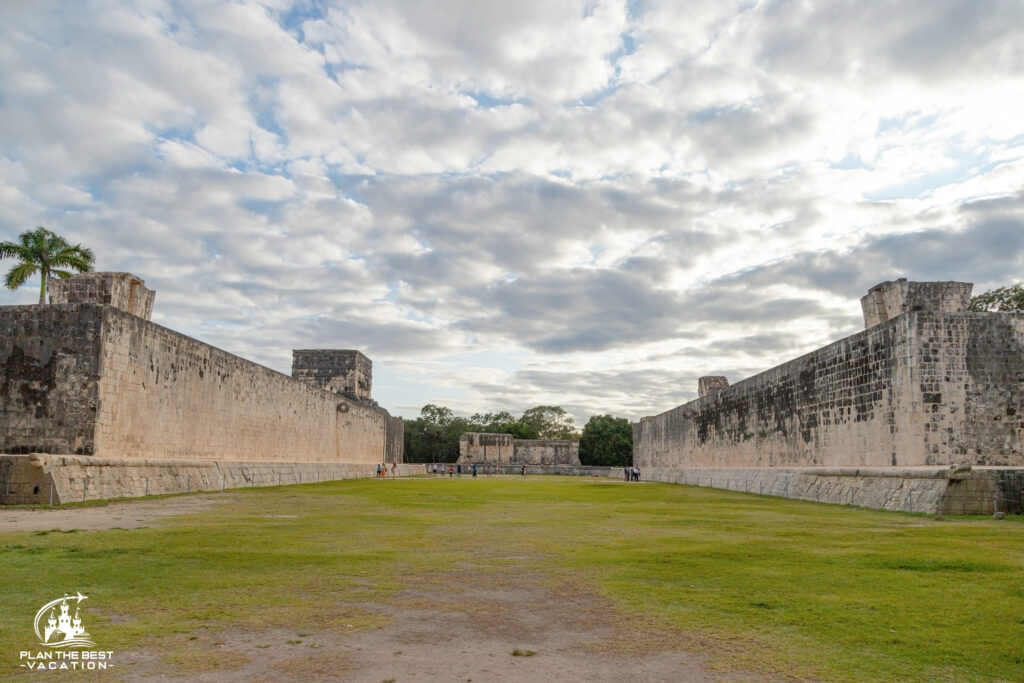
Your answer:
[0,305,102,454]
[964,314,1024,465]
[635,317,904,468]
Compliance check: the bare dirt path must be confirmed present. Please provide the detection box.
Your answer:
[0,493,233,532]
[119,580,764,683]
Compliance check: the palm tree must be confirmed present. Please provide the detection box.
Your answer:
[0,227,95,304]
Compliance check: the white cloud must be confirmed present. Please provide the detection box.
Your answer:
[0,0,1022,424]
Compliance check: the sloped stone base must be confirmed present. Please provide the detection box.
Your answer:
[0,454,410,505]
[641,466,1024,515]
[2,456,1020,515]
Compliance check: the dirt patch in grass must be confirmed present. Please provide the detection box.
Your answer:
[115,569,770,682]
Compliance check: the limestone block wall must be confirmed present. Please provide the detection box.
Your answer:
[458,433,580,465]
[634,311,1024,470]
[0,304,400,464]
[0,305,103,455]
[635,316,914,468]
[459,433,514,463]
[512,439,581,465]
[93,307,388,463]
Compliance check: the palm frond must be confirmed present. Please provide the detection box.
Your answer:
[51,245,95,272]
[0,241,27,259]
[5,261,38,290]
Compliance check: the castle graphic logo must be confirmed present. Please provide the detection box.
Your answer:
[34,593,95,648]
[20,592,114,672]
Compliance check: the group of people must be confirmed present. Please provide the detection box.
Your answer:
[428,463,479,477]
[375,463,398,478]
[624,465,640,482]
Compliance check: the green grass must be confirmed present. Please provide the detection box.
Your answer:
[1,477,1022,681]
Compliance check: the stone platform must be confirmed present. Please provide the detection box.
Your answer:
[641,466,1024,515]
[0,454,413,505]
[2,455,1020,516]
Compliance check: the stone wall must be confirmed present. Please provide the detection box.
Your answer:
[0,303,401,465]
[458,433,580,465]
[512,439,581,465]
[634,308,1024,471]
[458,433,514,463]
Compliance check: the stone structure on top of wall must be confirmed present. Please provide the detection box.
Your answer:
[860,278,971,328]
[634,280,1024,475]
[0,271,403,503]
[292,349,373,403]
[698,376,729,398]
[48,272,155,320]
[458,433,581,466]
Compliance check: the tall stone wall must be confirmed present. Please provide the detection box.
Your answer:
[93,307,388,463]
[634,310,1024,470]
[0,304,399,465]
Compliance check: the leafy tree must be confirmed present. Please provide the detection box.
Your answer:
[968,284,1024,312]
[0,227,95,304]
[578,414,633,467]
[420,403,454,426]
[402,403,584,462]
[519,405,578,440]
[403,404,460,463]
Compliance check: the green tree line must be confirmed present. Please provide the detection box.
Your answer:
[403,404,632,467]
[969,283,1024,312]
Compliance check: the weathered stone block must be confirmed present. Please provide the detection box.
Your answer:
[291,349,372,401]
[861,278,971,328]
[698,376,729,398]
[48,272,155,320]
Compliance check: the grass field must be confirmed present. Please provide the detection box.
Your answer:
[2,476,1022,681]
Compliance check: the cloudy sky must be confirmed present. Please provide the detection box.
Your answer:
[1,1,1023,424]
